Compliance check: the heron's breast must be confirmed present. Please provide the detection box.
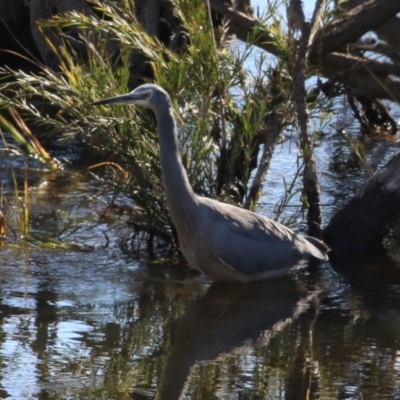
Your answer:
[178,233,202,271]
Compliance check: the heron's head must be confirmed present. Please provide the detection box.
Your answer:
[92,83,171,112]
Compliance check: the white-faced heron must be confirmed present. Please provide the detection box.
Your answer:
[93,83,329,282]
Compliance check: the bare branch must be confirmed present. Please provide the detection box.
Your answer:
[245,112,284,208]
[319,53,400,78]
[209,0,281,56]
[350,39,400,64]
[209,0,400,102]
[288,0,323,236]
[343,0,400,52]
[342,73,400,102]
[307,0,327,57]
[311,0,400,56]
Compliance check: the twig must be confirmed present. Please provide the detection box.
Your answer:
[245,112,284,208]
[288,0,324,237]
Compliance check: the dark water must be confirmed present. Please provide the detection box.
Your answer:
[1,130,400,399]
[2,243,400,399]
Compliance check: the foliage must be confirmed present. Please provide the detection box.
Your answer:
[0,0,288,249]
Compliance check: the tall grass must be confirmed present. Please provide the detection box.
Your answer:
[0,0,293,249]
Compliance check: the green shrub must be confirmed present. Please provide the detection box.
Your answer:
[0,0,288,250]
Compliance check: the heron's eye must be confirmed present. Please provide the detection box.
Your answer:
[143,92,151,99]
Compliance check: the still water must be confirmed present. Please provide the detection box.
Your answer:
[1,129,400,399]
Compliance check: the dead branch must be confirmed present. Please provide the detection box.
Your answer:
[209,0,400,102]
[310,0,400,57]
[341,73,400,101]
[346,90,372,133]
[245,112,284,208]
[209,0,281,56]
[319,53,400,78]
[306,0,327,58]
[288,0,324,237]
[343,0,400,52]
[349,39,400,64]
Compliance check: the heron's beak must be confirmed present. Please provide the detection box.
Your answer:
[92,92,140,106]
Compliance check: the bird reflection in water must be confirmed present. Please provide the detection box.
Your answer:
[144,277,317,400]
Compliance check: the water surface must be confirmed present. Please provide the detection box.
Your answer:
[1,129,400,399]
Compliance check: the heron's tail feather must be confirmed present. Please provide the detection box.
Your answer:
[304,236,330,261]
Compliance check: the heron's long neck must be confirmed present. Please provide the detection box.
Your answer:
[154,105,197,228]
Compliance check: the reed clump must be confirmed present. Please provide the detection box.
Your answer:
[0,0,297,250]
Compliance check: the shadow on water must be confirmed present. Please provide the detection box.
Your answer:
[328,248,400,329]
[309,249,400,400]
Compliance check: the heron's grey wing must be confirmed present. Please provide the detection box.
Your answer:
[202,201,312,275]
